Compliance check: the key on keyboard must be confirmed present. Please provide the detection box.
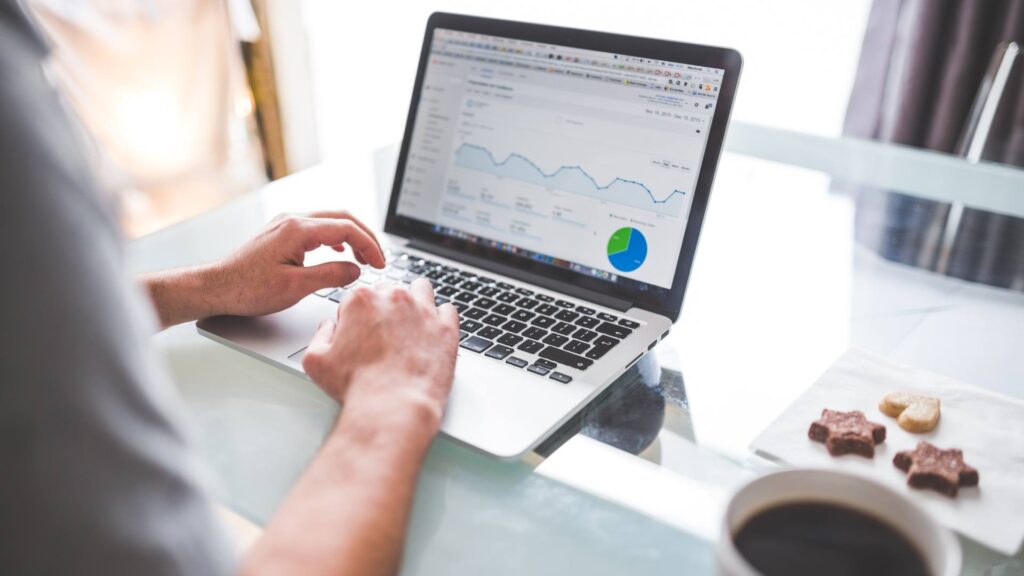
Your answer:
[565,340,589,354]
[482,314,505,327]
[518,340,543,354]
[460,320,482,333]
[491,304,515,316]
[460,336,493,353]
[554,309,579,322]
[572,328,597,342]
[511,310,535,322]
[551,322,576,335]
[538,347,593,371]
[534,359,557,370]
[542,334,568,347]
[522,327,547,340]
[484,345,514,360]
[474,298,497,309]
[501,320,527,333]
[549,372,572,384]
[530,316,555,328]
[535,304,559,316]
[595,322,632,339]
[478,326,502,340]
[497,333,524,346]
[454,292,478,303]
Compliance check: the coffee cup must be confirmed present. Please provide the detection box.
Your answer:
[716,469,960,576]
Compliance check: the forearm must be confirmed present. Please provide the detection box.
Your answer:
[140,264,224,329]
[241,386,438,576]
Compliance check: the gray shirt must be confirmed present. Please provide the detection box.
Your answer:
[0,2,234,573]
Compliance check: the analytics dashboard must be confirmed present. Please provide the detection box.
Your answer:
[396,28,724,290]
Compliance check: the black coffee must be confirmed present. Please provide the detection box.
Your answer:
[733,502,930,576]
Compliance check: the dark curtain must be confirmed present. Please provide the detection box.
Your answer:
[845,0,1024,291]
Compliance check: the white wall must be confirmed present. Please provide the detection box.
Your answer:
[302,0,871,185]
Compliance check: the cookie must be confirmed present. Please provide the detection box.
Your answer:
[893,441,979,497]
[879,391,940,433]
[809,409,886,458]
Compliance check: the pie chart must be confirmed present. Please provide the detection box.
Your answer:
[606,227,648,272]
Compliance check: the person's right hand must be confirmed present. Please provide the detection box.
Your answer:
[302,278,460,434]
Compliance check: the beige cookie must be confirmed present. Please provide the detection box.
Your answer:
[879,392,940,433]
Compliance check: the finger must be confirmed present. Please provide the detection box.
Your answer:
[307,209,380,248]
[299,218,383,268]
[438,301,459,328]
[331,244,346,253]
[297,218,386,268]
[409,277,436,308]
[306,210,383,267]
[301,261,361,292]
[336,284,375,323]
[303,319,336,373]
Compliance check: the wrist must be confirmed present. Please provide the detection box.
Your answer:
[189,261,233,316]
[332,369,444,454]
[141,263,226,327]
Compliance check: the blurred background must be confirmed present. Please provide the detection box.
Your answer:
[28,0,1023,288]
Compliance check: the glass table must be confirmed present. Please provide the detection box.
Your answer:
[128,125,1024,575]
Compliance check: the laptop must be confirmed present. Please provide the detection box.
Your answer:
[198,12,741,460]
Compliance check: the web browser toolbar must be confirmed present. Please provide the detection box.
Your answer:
[434,29,722,99]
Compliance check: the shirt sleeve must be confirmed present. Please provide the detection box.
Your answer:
[0,8,235,575]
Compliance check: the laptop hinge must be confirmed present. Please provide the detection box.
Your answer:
[406,239,634,312]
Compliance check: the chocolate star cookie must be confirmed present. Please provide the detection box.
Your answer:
[893,441,979,497]
[808,409,886,457]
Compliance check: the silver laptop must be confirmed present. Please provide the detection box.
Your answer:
[198,13,741,460]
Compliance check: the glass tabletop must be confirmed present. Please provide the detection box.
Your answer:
[393,131,1021,572]
[128,126,1024,575]
[526,129,1024,573]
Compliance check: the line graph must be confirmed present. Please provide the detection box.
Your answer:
[453,143,687,216]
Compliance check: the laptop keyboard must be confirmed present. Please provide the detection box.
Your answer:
[314,251,644,384]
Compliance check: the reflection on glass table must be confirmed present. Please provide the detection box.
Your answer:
[535,351,682,459]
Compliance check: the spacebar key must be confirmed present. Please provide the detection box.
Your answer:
[538,346,593,371]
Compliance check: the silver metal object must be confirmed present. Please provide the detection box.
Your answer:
[936,41,1020,275]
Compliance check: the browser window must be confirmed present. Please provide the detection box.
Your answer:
[397,28,724,290]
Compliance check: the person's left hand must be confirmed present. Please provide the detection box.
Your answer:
[201,210,386,318]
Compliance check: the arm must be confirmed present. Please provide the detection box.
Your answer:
[242,280,460,576]
[142,209,458,574]
[141,210,386,329]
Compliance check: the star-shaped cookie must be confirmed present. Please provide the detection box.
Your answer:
[893,441,979,497]
[808,409,886,457]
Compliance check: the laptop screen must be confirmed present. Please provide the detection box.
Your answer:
[394,28,725,292]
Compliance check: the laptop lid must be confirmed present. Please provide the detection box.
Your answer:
[385,13,741,322]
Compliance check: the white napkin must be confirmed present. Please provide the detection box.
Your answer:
[750,348,1024,556]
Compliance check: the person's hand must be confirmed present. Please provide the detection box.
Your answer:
[205,210,386,318]
[242,280,460,576]
[302,279,460,433]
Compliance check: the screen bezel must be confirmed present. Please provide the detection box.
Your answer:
[384,12,742,321]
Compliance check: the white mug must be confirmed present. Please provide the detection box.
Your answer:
[716,469,961,576]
